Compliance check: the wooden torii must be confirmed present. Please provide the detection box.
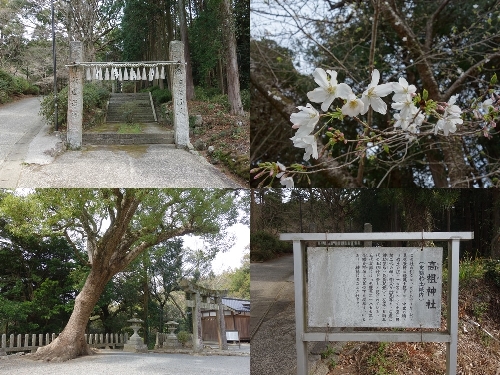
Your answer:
[179,279,228,352]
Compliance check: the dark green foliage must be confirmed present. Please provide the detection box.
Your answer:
[240,88,250,111]
[484,260,500,288]
[188,0,224,88]
[176,330,191,346]
[223,254,250,299]
[188,0,248,90]
[193,86,231,111]
[0,222,77,334]
[0,69,40,103]
[39,83,109,129]
[234,0,249,89]
[121,0,161,62]
[145,86,172,104]
[250,231,292,261]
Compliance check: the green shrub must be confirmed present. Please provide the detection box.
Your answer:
[151,88,172,104]
[120,102,140,124]
[241,89,250,111]
[122,82,136,93]
[484,260,500,287]
[210,94,230,111]
[176,331,191,347]
[25,85,40,95]
[194,86,221,101]
[39,82,109,130]
[0,69,40,103]
[250,231,292,261]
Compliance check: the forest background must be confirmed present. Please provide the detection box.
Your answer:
[250,188,500,261]
[0,0,249,106]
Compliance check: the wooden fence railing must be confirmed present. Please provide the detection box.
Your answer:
[0,332,128,354]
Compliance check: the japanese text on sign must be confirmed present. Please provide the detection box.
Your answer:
[307,247,443,328]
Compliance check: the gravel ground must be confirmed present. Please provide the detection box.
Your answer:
[250,255,331,375]
[251,255,302,375]
[0,350,249,375]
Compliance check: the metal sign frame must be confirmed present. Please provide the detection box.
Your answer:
[280,232,474,375]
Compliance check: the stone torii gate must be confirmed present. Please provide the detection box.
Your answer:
[66,40,189,149]
[179,279,228,352]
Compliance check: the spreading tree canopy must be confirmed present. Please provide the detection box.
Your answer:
[0,188,241,361]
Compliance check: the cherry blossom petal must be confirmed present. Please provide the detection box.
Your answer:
[369,97,388,114]
[280,176,295,188]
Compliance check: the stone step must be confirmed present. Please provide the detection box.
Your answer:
[107,109,152,114]
[107,112,154,117]
[106,119,156,123]
[109,92,149,100]
[108,100,150,103]
[82,132,174,145]
[106,92,156,124]
[108,99,149,103]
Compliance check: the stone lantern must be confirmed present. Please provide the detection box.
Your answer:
[166,321,179,339]
[123,316,148,353]
[163,321,180,348]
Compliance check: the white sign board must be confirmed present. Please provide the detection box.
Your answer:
[307,247,443,328]
[226,330,239,341]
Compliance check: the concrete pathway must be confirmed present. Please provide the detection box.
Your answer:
[0,97,58,187]
[0,97,242,188]
[0,350,249,375]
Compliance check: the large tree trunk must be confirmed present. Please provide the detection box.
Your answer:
[33,269,111,361]
[441,137,471,187]
[379,2,473,188]
[221,0,244,115]
[178,0,195,100]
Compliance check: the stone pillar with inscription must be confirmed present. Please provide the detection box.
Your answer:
[215,296,228,350]
[67,41,84,150]
[169,41,190,148]
[192,292,203,352]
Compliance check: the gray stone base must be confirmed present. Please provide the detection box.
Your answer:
[123,343,148,353]
[123,336,148,353]
[163,337,181,348]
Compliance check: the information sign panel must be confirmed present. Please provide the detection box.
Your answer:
[307,247,443,328]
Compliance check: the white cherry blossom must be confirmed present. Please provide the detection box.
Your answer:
[392,77,416,102]
[434,96,463,136]
[341,93,364,117]
[307,68,351,111]
[361,69,394,115]
[291,134,318,161]
[276,161,287,178]
[290,103,320,133]
[435,117,460,136]
[481,98,494,113]
[392,99,418,120]
[280,176,295,188]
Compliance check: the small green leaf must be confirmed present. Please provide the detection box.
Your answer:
[383,144,390,154]
[491,73,498,85]
[423,89,429,101]
[326,131,334,138]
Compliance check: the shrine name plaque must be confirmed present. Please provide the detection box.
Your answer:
[307,247,443,328]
